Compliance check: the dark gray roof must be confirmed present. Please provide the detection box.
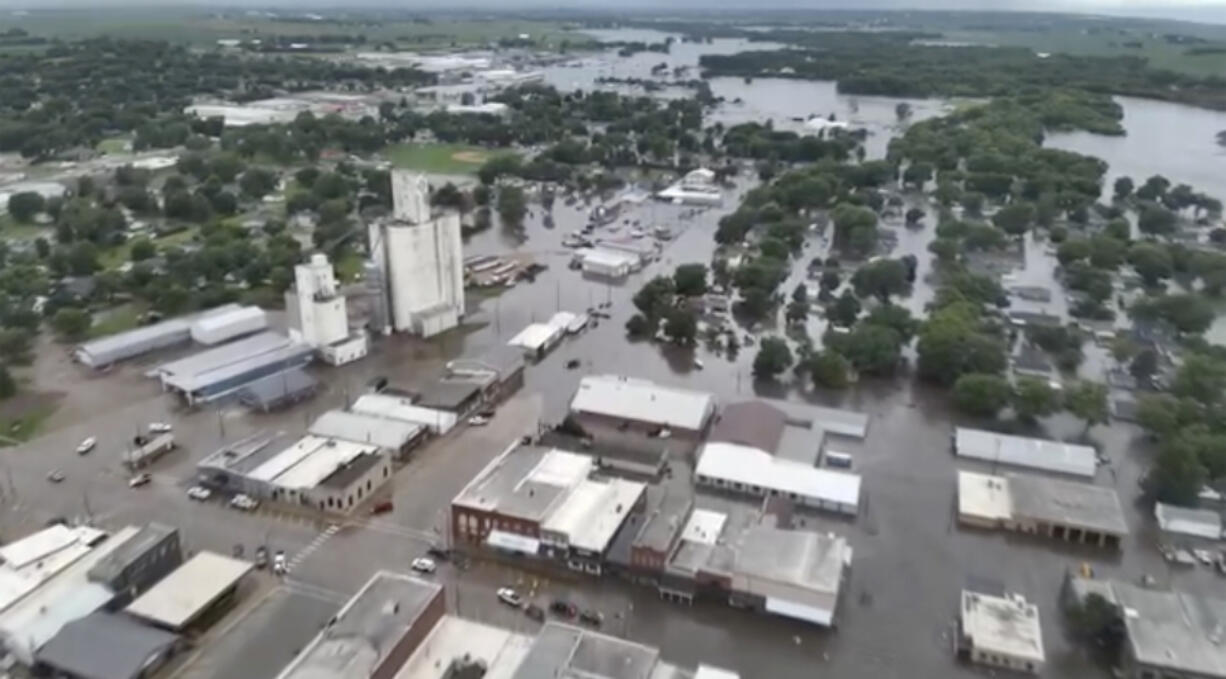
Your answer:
[37,612,177,679]
[709,401,787,453]
[415,379,481,411]
[632,488,693,554]
[238,368,318,405]
[512,623,660,679]
[319,453,384,490]
[87,523,177,585]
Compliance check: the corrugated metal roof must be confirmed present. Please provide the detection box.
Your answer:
[1155,502,1223,540]
[955,428,1097,478]
[696,442,861,510]
[570,375,715,432]
[309,410,423,450]
[351,394,457,434]
[156,331,291,382]
[36,612,178,679]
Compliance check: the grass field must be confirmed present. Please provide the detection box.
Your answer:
[95,137,130,154]
[0,396,59,447]
[0,11,584,49]
[945,27,1226,77]
[99,227,197,271]
[334,250,366,283]
[0,214,48,242]
[386,143,509,175]
[87,302,146,339]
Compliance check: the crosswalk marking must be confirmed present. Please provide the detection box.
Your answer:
[282,577,349,605]
[356,518,440,544]
[285,523,340,573]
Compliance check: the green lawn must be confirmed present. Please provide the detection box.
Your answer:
[96,137,130,154]
[88,302,146,339]
[0,214,47,242]
[99,227,198,271]
[0,401,58,447]
[335,250,365,283]
[386,143,509,176]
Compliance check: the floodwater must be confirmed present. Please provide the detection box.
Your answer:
[543,28,952,160]
[1046,95,1226,202]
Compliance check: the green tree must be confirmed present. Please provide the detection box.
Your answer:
[1088,234,1126,270]
[1171,353,1226,406]
[1133,293,1215,335]
[1136,394,1183,439]
[953,373,1013,418]
[786,283,810,325]
[1145,437,1208,505]
[1065,381,1109,435]
[633,276,675,319]
[917,303,1006,385]
[808,350,850,389]
[851,258,909,302]
[1127,243,1173,287]
[625,313,654,338]
[1129,348,1159,383]
[0,364,14,400]
[497,186,527,227]
[129,237,155,262]
[673,263,708,297]
[840,324,902,376]
[1137,203,1177,237]
[864,303,917,342]
[663,308,697,345]
[753,337,793,381]
[6,191,44,223]
[827,290,861,327]
[1056,238,1091,266]
[1013,377,1060,421]
[239,168,278,200]
[992,202,1035,236]
[1113,176,1133,200]
[1066,593,1124,655]
[51,307,91,341]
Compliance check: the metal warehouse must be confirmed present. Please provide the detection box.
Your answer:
[954,427,1097,478]
[694,442,862,516]
[308,409,425,458]
[75,304,243,368]
[155,332,314,405]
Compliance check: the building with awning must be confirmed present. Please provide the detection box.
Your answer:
[125,552,252,631]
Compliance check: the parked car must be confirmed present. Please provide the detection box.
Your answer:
[254,546,268,569]
[468,416,491,426]
[75,437,96,455]
[579,609,603,627]
[411,557,436,574]
[148,422,173,433]
[230,494,259,511]
[128,473,152,488]
[187,486,212,501]
[46,469,65,483]
[497,587,523,607]
[550,600,577,618]
[273,550,287,575]
[524,604,545,622]
[370,500,394,515]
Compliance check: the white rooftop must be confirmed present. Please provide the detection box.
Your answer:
[542,478,646,553]
[0,525,107,614]
[309,409,423,450]
[1155,502,1223,540]
[696,442,862,510]
[507,322,565,352]
[350,393,458,433]
[526,449,593,488]
[954,427,1097,478]
[694,666,740,679]
[247,435,378,489]
[395,616,533,679]
[961,590,1045,664]
[126,551,252,629]
[580,248,640,268]
[680,509,727,546]
[570,375,715,432]
[957,470,1014,524]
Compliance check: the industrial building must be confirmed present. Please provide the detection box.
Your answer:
[444,344,526,405]
[85,523,181,607]
[74,304,244,368]
[0,526,141,665]
[569,375,717,445]
[308,409,426,458]
[1154,501,1223,542]
[154,331,314,405]
[957,590,1044,674]
[34,612,179,679]
[695,442,862,516]
[189,305,267,345]
[1065,576,1226,679]
[367,171,465,337]
[953,427,1097,479]
[656,168,724,206]
[576,247,642,278]
[413,379,483,415]
[125,551,252,632]
[663,508,854,627]
[196,432,391,513]
[286,253,367,366]
[957,471,1128,548]
[237,368,319,412]
[507,316,569,359]
[276,571,444,679]
[351,393,458,435]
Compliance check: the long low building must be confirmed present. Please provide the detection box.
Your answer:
[350,393,458,435]
[308,409,425,458]
[954,427,1097,479]
[570,374,717,442]
[155,331,314,405]
[695,442,861,516]
[75,304,243,368]
[957,471,1128,548]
